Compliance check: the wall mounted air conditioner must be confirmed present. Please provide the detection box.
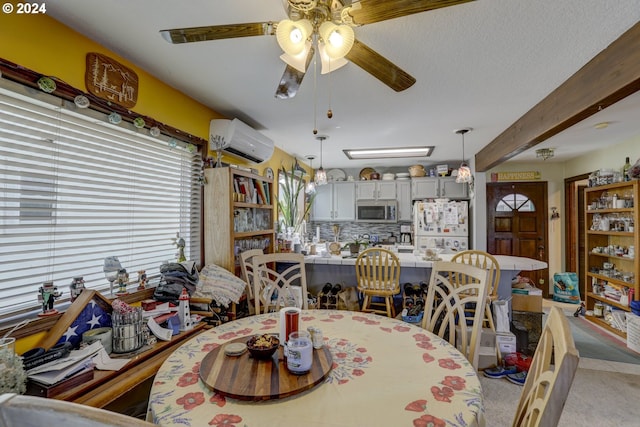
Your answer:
[209,118,274,164]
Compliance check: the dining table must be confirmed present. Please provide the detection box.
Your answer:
[148,310,485,427]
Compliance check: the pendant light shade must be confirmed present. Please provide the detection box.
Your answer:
[315,135,328,186]
[455,128,473,184]
[305,155,316,193]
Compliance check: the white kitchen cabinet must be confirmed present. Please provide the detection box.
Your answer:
[396,180,412,221]
[312,182,355,221]
[355,181,396,200]
[411,177,468,199]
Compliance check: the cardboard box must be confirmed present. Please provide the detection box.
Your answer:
[511,293,542,312]
[455,327,499,369]
[456,327,496,349]
[496,331,517,355]
[477,346,498,370]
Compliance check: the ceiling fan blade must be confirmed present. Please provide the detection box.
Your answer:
[345,39,415,92]
[348,0,474,25]
[275,46,315,99]
[160,22,274,44]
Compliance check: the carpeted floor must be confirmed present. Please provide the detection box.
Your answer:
[481,301,640,425]
[567,314,640,364]
[481,368,640,426]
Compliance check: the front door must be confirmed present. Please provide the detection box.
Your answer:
[487,182,550,298]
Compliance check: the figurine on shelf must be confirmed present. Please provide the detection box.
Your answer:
[116,268,129,295]
[38,281,62,316]
[171,232,187,262]
[69,276,85,302]
[137,270,147,290]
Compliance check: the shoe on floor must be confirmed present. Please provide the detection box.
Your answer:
[483,365,517,379]
[506,371,527,386]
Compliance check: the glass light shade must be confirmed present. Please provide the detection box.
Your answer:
[280,43,311,73]
[318,22,354,59]
[456,164,473,184]
[306,180,316,194]
[276,19,313,56]
[315,167,328,186]
[319,44,349,74]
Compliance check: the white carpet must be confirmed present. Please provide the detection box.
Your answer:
[482,300,640,426]
[481,367,640,426]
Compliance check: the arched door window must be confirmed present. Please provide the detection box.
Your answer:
[496,193,536,212]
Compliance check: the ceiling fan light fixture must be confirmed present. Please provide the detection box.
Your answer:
[318,21,354,59]
[276,19,312,56]
[319,45,349,74]
[280,44,311,73]
[343,146,434,160]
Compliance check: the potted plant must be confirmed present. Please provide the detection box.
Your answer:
[344,235,369,255]
[277,164,315,237]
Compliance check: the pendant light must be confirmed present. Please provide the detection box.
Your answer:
[315,135,328,186]
[455,128,473,184]
[305,155,316,193]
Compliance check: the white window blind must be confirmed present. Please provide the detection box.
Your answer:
[0,85,202,318]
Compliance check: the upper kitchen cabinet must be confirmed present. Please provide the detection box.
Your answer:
[397,180,412,222]
[355,180,397,200]
[411,177,468,200]
[312,181,356,221]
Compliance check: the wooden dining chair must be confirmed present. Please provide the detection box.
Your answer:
[512,306,579,427]
[355,247,401,318]
[0,393,156,427]
[252,252,308,314]
[451,250,501,361]
[239,248,263,315]
[421,261,489,369]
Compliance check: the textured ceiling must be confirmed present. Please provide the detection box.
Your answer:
[45,0,640,170]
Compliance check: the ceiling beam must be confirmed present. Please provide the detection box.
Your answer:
[475,21,640,172]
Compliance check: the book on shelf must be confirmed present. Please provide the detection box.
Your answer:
[262,181,270,204]
[255,179,267,205]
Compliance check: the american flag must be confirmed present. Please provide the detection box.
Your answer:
[56,300,112,348]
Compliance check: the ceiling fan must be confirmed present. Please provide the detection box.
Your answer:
[160,0,473,99]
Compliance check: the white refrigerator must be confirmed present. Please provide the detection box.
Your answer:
[413,199,469,254]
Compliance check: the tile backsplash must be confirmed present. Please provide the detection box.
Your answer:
[310,221,410,243]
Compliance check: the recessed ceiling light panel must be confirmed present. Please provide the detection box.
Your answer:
[343,146,434,160]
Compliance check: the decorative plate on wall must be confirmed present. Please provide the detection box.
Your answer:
[264,167,274,180]
[327,169,346,182]
[359,167,376,180]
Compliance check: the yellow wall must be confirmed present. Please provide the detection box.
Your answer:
[0,10,309,176]
[1,12,308,352]
[1,12,224,140]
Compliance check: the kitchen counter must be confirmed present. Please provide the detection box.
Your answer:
[305,251,546,270]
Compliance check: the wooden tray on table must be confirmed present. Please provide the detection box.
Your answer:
[199,336,333,401]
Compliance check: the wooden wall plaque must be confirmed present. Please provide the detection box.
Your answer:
[85,52,138,108]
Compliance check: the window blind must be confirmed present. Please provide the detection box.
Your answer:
[0,85,202,318]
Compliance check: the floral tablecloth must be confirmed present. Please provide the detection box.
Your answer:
[148,310,484,427]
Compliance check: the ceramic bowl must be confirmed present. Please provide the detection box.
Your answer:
[246,334,279,360]
[382,173,395,180]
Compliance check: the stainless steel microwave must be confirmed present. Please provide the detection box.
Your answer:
[356,200,397,223]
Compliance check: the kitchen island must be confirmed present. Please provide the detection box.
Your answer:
[304,251,547,304]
